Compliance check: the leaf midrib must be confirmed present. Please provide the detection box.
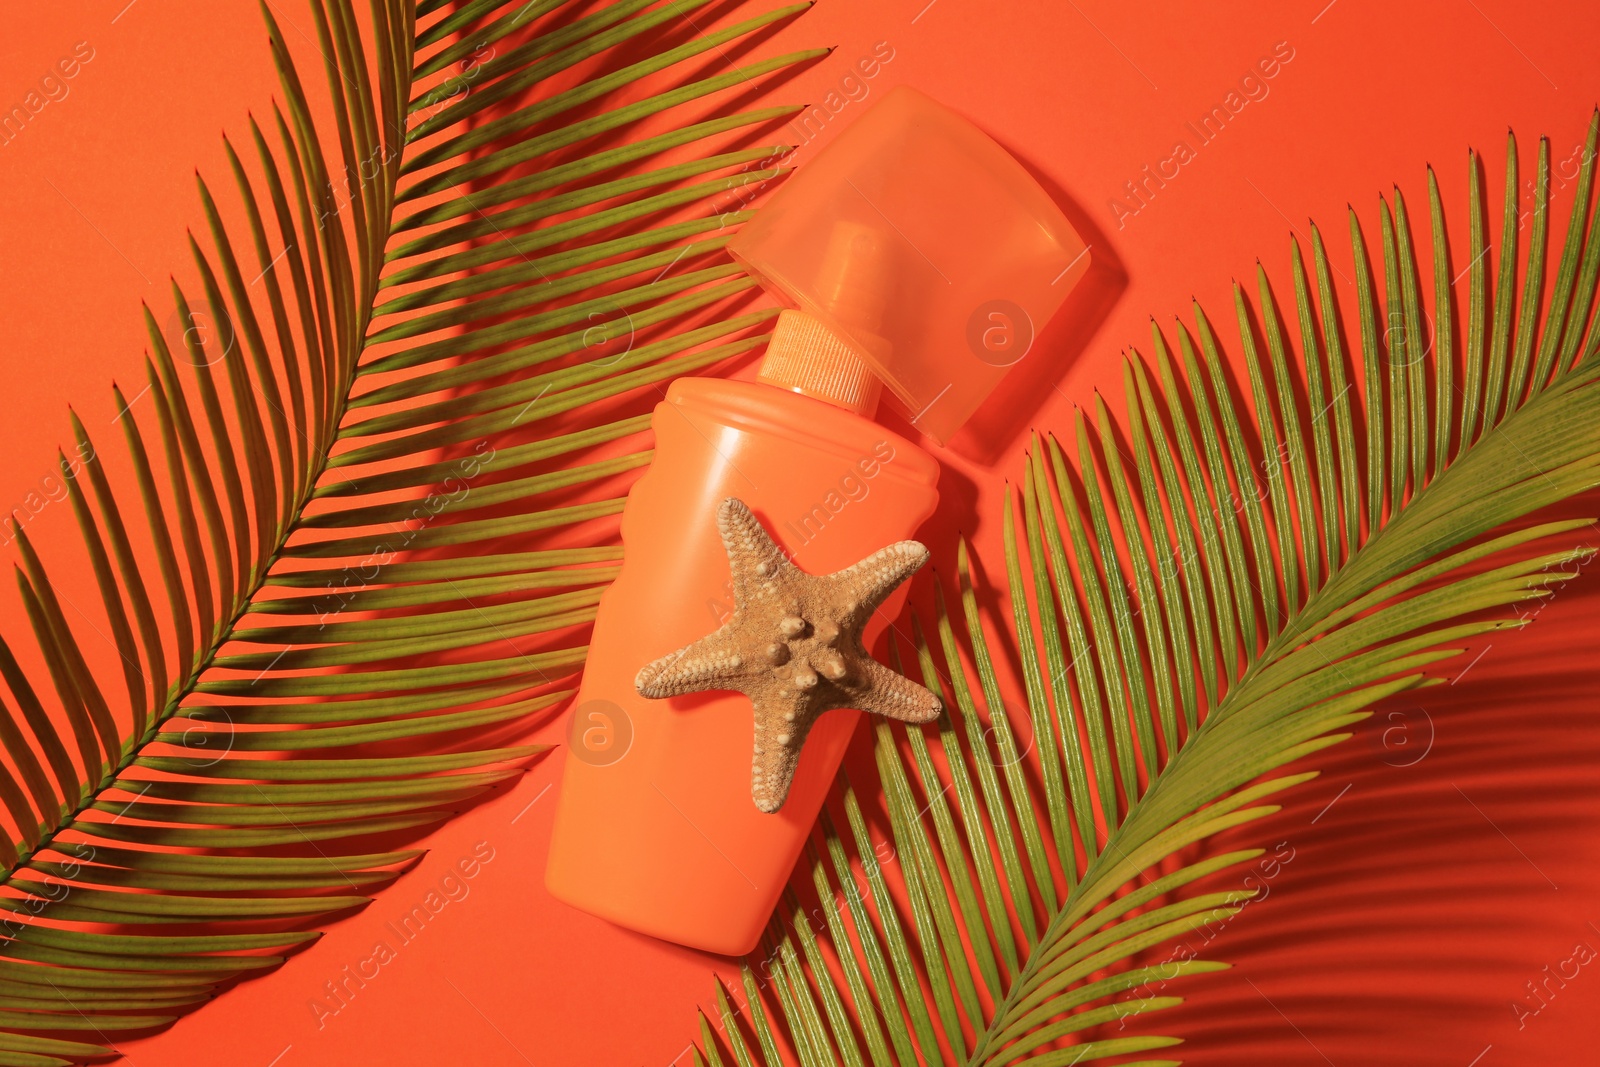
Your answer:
[961,358,1588,1066]
[3,62,411,882]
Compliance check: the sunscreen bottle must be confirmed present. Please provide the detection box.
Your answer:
[545,86,1088,955]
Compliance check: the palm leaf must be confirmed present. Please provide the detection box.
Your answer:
[0,0,815,1060]
[692,115,1600,1066]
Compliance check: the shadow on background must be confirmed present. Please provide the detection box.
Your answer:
[1150,553,1600,1066]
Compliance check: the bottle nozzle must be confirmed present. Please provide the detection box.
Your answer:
[755,220,891,417]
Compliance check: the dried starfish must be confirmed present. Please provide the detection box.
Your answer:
[634,497,943,813]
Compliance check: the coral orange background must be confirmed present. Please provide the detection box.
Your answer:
[2,1,1599,1064]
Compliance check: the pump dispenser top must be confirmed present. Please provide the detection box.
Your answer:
[730,85,1089,443]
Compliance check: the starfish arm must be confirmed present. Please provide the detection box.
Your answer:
[748,693,816,813]
[634,634,754,698]
[829,541,929,622]
[717,497,793,602]
[850,659,943,724]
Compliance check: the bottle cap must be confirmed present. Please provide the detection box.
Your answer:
[729,85,1088,443]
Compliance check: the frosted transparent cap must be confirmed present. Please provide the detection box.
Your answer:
[728,85,1089,444]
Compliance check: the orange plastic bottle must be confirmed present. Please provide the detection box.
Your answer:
[544,86,1088,956]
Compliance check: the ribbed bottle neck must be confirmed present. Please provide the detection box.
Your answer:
[756,309,881,417]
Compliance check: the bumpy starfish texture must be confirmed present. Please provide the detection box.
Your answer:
[635,497,943,813]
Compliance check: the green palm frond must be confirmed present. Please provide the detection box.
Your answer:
[0,0,814,1060]
[692,116,1600,1066]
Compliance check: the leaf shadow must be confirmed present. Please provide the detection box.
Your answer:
[1152,567,1600,1065]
